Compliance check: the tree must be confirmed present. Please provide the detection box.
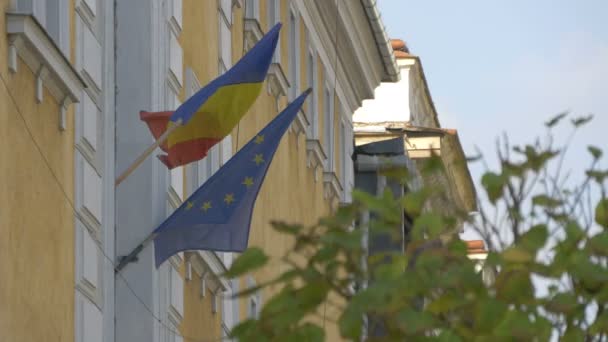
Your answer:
[225,114,608,341]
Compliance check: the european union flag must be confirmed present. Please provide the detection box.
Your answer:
[153,89,311,267]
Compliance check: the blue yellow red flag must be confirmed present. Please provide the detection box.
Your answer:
[140,23,282,169]
[153,89,311,267]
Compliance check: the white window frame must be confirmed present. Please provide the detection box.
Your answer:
[246,276,261,319]
[306,35,318,139]
[267,0,280,63]
[340,120,346,185]
[288,7,300,101]
[323,85,334,171]
[245,0,259,20]
[13,0,70,55]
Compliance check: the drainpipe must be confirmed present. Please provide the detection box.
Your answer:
[360,0,399,82]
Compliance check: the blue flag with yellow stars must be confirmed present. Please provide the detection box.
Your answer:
[153,89,311,267]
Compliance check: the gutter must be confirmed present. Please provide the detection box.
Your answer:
[360,0,400,83]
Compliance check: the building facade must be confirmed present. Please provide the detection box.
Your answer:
[1,0,397,341]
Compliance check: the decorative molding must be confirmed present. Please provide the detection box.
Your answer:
[78,158,102,233]
[75,222,100,305]
[168,31,183,91]
[191,251,230,291]
[291,108,309,137]
[80,22,102,96]
[266,62,289,98]
[306,139,326,181]
[293,2,358,116]
[59,98,68,131]
[79,91,98,155]
[243,18,263,51]
[323,171,343,200]
[232,0,243,8]
[168,265,184,326]
[169,0,183,35]
[76,0,96,28]
[35,65,46,102]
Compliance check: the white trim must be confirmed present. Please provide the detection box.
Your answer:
[75,0,96,28]
[323,171,343,201]
[191,251,230,291]
[169,0,182,35]
[243,18,263,51]
[266,62,289,98]
[6,13,85,105]
[292,1,357,115]
[306,139,326,182]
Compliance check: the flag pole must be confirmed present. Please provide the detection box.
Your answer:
[115,232,158,273]
[115,118,183,187]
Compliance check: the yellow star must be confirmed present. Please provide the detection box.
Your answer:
[253,153,264,165]
[185,201,195,210]
[201,201,212,212]
[254,135,265,144]
[224,193,235,205]
[242,177,254,188]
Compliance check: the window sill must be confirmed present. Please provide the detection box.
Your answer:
[323,171,343,201]
[290,107,309,138]
[6,13,85,107]
[267,62,289,98]
[190,251,230,292]
[243,18,263,51]
[306,139,326,181]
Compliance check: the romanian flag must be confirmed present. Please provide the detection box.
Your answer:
[140,23,282,169]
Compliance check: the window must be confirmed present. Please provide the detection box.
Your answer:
[306,35,318,139]
[340,121,346,185]
[14,0,70,55]
[218,7,232,73]
[245,0,259,20]
[267,0,280,63]
[288,9,299,100]
[249,297,259,319]
[323,87,334,171]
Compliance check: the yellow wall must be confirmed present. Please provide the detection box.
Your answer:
[180,254,224,342]
[179,0,344,340]
[0,1,75,341]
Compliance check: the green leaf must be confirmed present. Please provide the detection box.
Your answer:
[571,114,593,127]
[588,145,603,160]
[587,170,608,183]
[588,231,608,256]
[545,111,568,128]
[532,195,563,208]
[401,189,430,217]
[272,221,302,235]
[502,246,534,263]
[291,323,325,342]
[545,292,579,314]
[590,313,608,335]
[495,270,534,304]
[494,309,537,339]
[224,247,268,278]
[595,198,608,228]
[412,213,445,239]
[339,302,363,339]
[519,224,548,251]
[481,172,507,204]
[474,298,508,333]
[562,326,585,342]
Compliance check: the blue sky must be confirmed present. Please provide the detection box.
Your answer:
[378,1,608,239]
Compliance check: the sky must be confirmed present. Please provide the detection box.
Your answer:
[377,1,608,240]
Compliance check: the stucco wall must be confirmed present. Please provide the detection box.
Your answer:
[0,1,75,340]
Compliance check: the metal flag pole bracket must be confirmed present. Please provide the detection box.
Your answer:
[115,232,158,273]
[114,118,184,187]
